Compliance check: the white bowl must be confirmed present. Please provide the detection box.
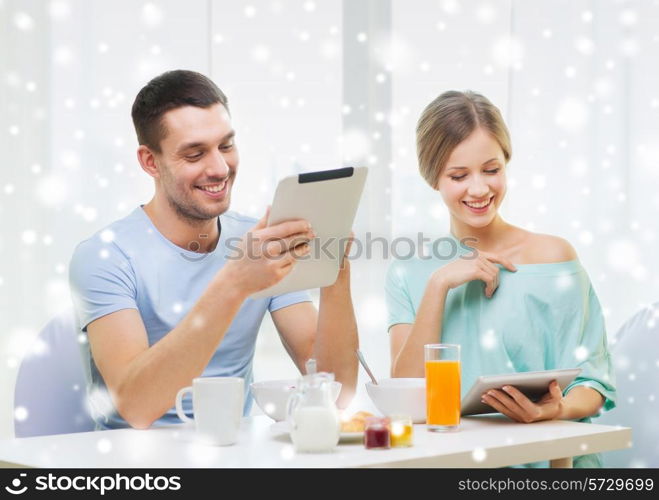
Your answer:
[365,378,426,423]
[250,378,342,422]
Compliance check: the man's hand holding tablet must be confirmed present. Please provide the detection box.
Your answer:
[223,207,315,296]
[251,167,368,298]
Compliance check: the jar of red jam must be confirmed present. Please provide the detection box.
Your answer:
[364,417,390,449]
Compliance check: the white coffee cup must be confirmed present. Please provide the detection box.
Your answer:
[175,377,244,446]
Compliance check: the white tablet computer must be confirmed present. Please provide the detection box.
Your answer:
[251,166,368,299]
[460,368,581,416]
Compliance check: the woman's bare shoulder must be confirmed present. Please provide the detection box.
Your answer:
[522,232,578,263]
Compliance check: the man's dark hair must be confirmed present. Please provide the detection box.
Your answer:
[131,69,228,153]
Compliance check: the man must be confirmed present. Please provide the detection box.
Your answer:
[69,70,358,430]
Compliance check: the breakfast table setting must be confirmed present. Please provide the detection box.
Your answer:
[0,351,632,469]
[0,413,631,469]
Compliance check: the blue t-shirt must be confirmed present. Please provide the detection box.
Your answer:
[69,206,311,429]
[385,235,616,468]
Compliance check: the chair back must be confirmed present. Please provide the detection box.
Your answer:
[599,305,659,467]
[13,309,95,437]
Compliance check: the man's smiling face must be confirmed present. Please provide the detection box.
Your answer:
[153,103,238,222]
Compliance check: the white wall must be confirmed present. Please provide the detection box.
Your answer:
[388,0,659,343]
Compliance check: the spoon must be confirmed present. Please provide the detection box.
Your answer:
[355,349,378,385]
[305,358,317,375]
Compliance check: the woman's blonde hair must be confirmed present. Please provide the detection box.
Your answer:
[416,90,512,189]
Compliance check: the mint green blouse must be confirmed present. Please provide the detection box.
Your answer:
[384,238,616,468]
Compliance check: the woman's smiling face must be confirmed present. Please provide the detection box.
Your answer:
[436,127,507,229]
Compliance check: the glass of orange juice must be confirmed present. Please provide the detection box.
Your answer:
[424,344,461,432]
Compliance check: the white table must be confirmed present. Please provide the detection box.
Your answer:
[0,415,631,468]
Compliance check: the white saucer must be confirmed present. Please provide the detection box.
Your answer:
[338,431,364,442]
[270,421,363,442]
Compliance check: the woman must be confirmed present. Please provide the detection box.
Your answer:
[385,90,616,468]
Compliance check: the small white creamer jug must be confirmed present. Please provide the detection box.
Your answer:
[286,372,340,453]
